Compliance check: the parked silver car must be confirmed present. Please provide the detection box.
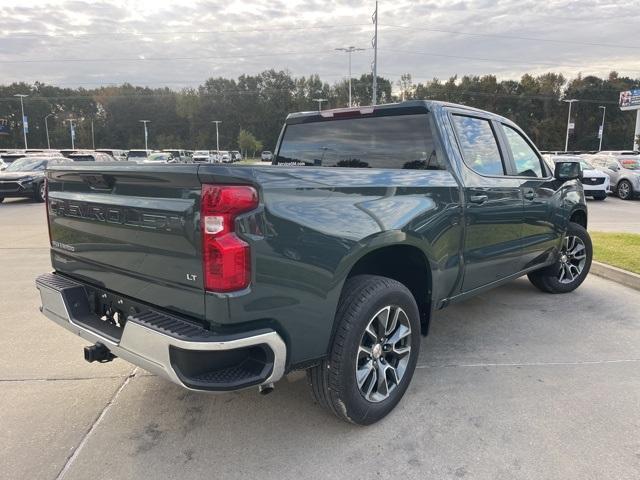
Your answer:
[589,155,640,200]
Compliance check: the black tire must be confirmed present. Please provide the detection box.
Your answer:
[528,222,592,294]
[307,275,421,425]
[0,197,4,203]
[34,182,46,203]
[616,180,633,200]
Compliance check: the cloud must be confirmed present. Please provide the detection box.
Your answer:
[0,0,638,89]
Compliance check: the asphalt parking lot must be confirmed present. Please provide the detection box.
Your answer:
[1,197,639,480]
[587,196,640,233]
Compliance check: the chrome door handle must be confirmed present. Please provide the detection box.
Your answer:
[524,190,535,200]
[469,194,488,204]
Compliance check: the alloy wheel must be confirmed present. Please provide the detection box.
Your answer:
[618,181,631,200]
[557,235,587,284]
[355,305,412,403]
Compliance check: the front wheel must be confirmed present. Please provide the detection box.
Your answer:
[34,182,46,203]
[528,222,592,294]
[307,275,421,425]
[617,180,633,200]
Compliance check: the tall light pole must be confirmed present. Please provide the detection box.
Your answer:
[313,98,328,111]
[90,119,95,150]
[44,113,54,150]
[335,46,365,107]
[211,121,222,152]
[371,1,378,105]
[139,120,150,150]
[66,119,77,150]
[14,94,28,149]
[563,99,578,152]
[598,106,606,151]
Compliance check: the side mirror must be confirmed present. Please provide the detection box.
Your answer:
[554,161,582,182]
[607,163,619,171]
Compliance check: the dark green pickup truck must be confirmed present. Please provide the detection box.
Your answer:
[36,100,591,424]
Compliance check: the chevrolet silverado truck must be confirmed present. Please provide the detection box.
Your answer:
[36,101,591,425]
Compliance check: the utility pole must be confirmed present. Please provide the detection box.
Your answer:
[563,99,578,152]
[91,119,95,150]
[335,46,365,107]
[66,119,77,150]
[598,106,606,151]
[211,121,222,152]
[44,114,54,150]
[313,98,328,111]
[139,120,150,150]
[14,94,29,149]
[371,1,378,106]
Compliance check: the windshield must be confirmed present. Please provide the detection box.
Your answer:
[620,159,640,170]
[5,157,47,171]
[128,151,148,157]
[580,160,594,170]
[194,151,209,155]
[146,153,171,162]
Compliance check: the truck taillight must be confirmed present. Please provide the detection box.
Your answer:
[200,185,258,292]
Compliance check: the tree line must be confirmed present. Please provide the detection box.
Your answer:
[0,70,637,153]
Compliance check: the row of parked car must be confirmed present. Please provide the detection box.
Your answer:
[543,150,640,201]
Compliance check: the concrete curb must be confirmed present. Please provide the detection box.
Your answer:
[590,261,640,291]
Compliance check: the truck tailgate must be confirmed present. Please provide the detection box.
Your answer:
[46,163,205,321]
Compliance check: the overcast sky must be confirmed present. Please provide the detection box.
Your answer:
[1,0,638,90]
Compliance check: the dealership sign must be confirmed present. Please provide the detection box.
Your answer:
[619,88,640,111]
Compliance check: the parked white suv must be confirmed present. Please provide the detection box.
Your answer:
[261,151,273,162]
[544,155,610,200]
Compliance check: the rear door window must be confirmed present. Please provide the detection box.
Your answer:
[276,113,445,170]
[451,115,505,176]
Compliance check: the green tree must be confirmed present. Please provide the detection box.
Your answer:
[237,129,261,159]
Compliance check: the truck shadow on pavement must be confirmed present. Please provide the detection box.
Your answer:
[61,276,640,480]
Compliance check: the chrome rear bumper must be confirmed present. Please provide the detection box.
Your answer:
[36,273,286,392]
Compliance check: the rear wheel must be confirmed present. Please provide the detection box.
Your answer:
[617,180,633,200]
[307,275,421,425]
[528,222,592,294]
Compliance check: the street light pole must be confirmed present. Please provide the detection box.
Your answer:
[14,94,29,149]
[598,106,606,151]
[211,121,222,152]
[313,98,328,111]
[371,1,378,105]
[139,120,150,150]
[44,113,54,150]
[91,119,95,150]
[66,119,77,150]
[335,46,365,107]
[563,99,578,152]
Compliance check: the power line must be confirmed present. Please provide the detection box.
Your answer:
[0,23,370,39]
[0,86,622,105]
[379,48,640,74]
[380,24,637,50]
[0,48,369,65]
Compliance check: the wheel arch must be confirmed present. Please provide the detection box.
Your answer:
[337,242,434,336]
[569,208,587,229]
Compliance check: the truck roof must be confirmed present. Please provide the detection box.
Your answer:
[285,100,492,124]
